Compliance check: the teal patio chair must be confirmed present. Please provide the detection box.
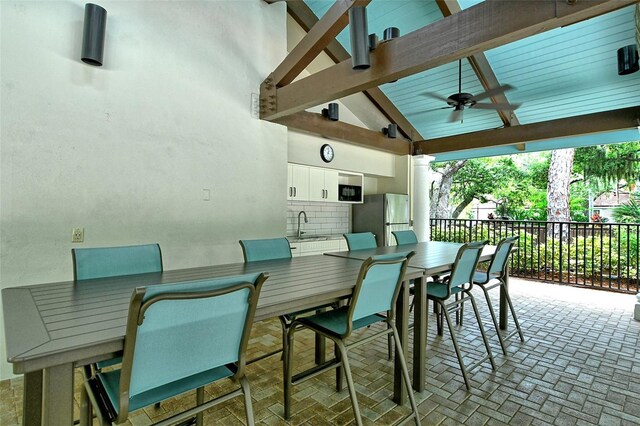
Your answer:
[72,243,163,373]
[283,252,420,426]
[239,238,322,362]
[239,237,292,262]
[472,236,524,355]
[343,232,377,250]
[73,243,163,281]
[83,272,268,426]
[392,230,418,245]
[428,241,496,390]
[344,231,394,359]
[73,243,165,417]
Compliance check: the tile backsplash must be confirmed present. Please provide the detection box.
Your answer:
[287,201,351,237]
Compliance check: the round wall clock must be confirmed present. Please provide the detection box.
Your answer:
[320,144,334,163]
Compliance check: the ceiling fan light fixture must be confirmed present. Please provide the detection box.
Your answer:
[617,44,639,75]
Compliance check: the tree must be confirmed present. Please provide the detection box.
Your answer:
[547,148,575,238]
[430,160,466,218]
[574,142,640,186]
[449,158,521,218]
[574,142,640,221]
[427,141,640,224]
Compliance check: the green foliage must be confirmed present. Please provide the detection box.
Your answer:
[435,141,640,222]
[569,181,589,222]
[612,192,640,224]
[430,222,639,283]
[448,158,522,217]
[574,142,640,185]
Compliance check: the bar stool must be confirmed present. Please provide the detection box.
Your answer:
[473,236,524,355]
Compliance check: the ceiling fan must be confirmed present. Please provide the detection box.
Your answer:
[421,59,521,123]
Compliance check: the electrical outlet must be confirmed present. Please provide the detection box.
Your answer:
[72,227,84,243]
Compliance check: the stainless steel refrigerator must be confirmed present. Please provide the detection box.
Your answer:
[352,193,410,246]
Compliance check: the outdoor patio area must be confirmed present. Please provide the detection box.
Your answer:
[2,278,638,426]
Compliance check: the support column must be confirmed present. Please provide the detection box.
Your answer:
[412,155,435,241]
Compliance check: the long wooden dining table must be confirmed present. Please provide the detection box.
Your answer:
[2,253,425,426]
[326,240,500,393]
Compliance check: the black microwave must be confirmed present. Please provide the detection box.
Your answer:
[338,184,362,202]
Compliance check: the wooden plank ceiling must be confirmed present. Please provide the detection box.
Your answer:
[263,0,640,159]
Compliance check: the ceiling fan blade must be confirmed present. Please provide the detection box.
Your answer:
[406,106,452,116]
[472,102,522,111]
[421,92,450,103]
[471,84,514,102]
[448,108,463,123]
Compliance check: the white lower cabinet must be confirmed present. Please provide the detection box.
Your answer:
[289,238,346,257]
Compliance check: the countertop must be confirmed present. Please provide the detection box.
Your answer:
[286,234,345,243]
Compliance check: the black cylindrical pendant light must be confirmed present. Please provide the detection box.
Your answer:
[349,6,370,70]
[81,3,107,66]
[387,124,397,138]
[382,124,397,138]
[383,27,400,41]
[617,44,639,75]
[368,34,379,51]
[322,103,339,121]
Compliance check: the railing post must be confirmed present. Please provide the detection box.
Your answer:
[427,218,639,294]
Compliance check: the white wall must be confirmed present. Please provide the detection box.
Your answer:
[0,0,287,380]
[288,131,398,177]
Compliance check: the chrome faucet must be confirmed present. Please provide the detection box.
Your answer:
[297,210,308,238]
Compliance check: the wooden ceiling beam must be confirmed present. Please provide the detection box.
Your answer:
[413,106,640,155]
[274,111,411,155]
[272,0,370,87]
[265,0,423,141]
[265,0,636,121]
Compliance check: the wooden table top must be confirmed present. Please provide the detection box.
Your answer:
[327,241,496,276]
[2,254,424,373]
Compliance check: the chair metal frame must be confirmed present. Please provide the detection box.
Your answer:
[429,241,496,390]
[83,273,268,426]
[283,253,420,426]
[473,236,524,355]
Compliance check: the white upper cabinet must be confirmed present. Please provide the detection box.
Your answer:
[288,163,362,203]
[324,170,339,202]
[309,168,339,202]
[287,163,309,201]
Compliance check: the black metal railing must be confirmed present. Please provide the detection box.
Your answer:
[430,218,640,294]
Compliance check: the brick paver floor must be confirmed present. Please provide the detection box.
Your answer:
[1,278,638,425]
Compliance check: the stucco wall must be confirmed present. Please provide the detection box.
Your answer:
[0,0,287,380]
